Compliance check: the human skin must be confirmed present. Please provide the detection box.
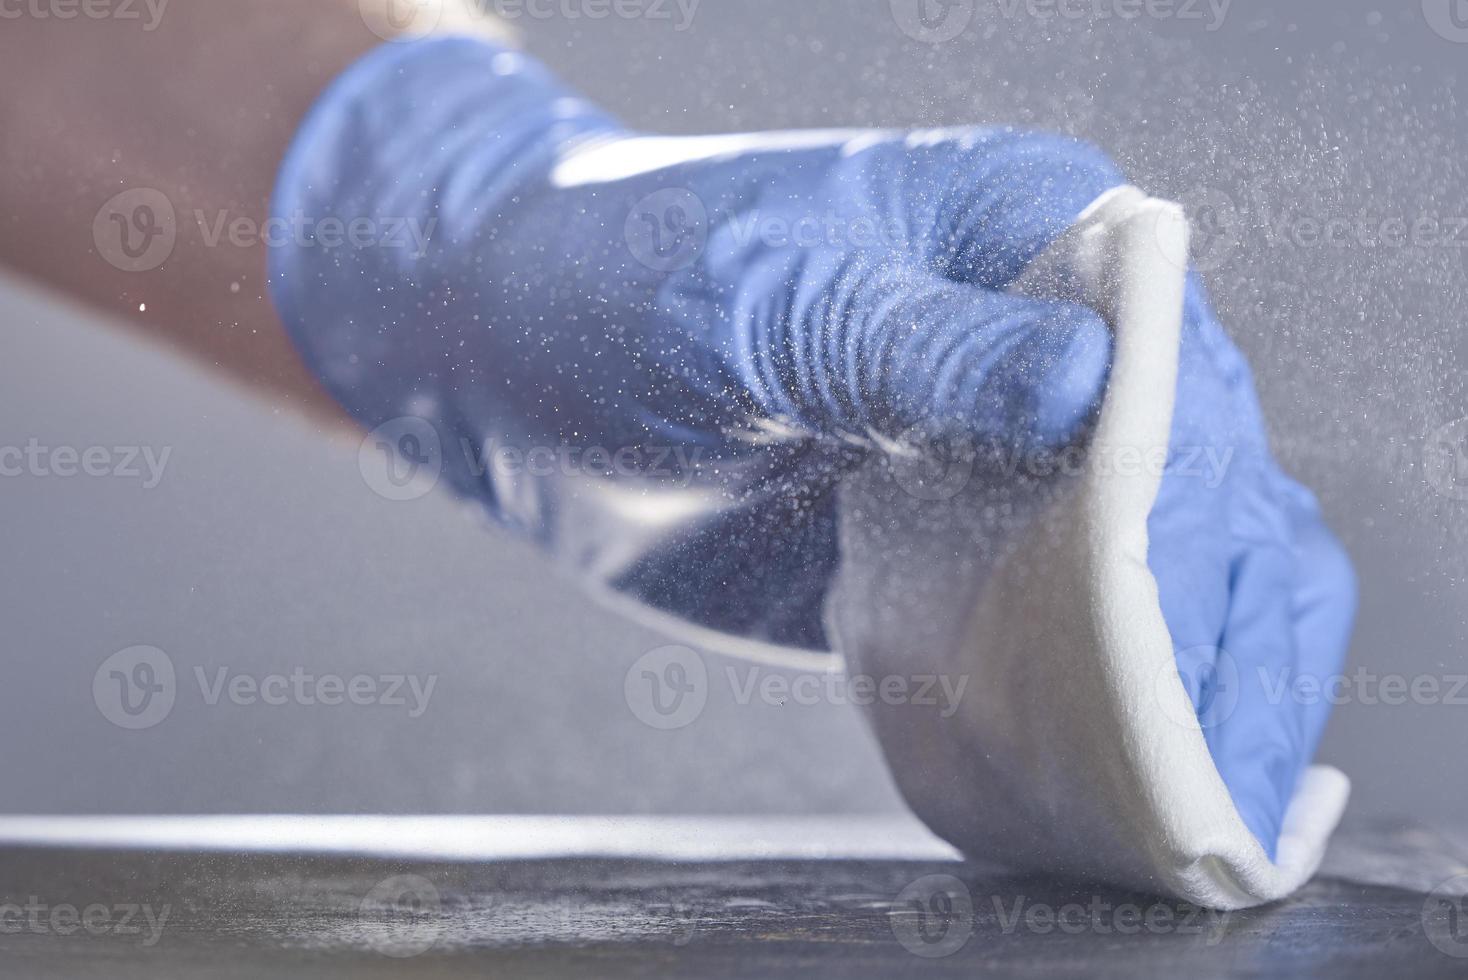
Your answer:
[0,0,508,431]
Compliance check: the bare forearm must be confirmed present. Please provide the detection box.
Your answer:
[0,1,504,429]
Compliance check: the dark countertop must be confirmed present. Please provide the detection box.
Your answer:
[0,815,1464,979]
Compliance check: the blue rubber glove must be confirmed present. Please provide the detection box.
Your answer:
[1151,280,1357,857]
[269,37,1355,858]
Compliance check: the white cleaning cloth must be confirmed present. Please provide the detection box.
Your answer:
[824,188,1348,910]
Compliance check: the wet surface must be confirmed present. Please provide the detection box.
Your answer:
[0,816,1465,978]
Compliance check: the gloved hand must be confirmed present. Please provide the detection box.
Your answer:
[269,36,1355,858]
[1149,279,1356,857]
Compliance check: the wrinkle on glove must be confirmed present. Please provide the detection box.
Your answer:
[824,190,1348,909]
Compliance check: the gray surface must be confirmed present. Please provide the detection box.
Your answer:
[0,817,1465,978]
[1,0,1466,825]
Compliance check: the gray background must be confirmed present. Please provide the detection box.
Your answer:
[1,0,1464,831]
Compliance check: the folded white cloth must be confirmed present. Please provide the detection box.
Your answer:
[825,188,1348,909]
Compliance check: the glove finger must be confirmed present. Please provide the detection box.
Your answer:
[1275,475,1358,761]
[773,255,1113,453]
[1209,482,1306,861]
[1149,480,1233,709]
[898,130,1126,288]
